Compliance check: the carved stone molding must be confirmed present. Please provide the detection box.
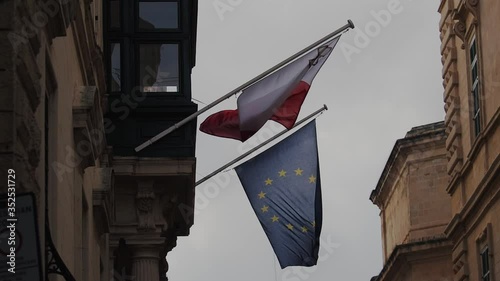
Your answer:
[464,0,479,20]
[73,86,106,169]
[87,167,113,234]
[453,21,467,49]
[15,43,41,112]
[159,229,178,281]
[136,180,156,232]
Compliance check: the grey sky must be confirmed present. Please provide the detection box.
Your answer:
[169,1,444,280]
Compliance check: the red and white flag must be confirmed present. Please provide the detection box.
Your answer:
[200,37,340,141]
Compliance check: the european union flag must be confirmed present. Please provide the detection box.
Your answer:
[235,121,322,268]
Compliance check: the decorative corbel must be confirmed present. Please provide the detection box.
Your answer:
[161,194,179,233]
[453,20,467,49]
[464,0,479,23]
[136,180,156,232]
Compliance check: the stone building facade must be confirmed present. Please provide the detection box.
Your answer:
[439,0,499,280]
[370,123,454,281]
[0,0,198,281]
[371,1,499,280]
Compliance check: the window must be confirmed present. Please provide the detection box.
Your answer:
[139,43,179,92]
[469,36,481,136]
[138,1,179,30]
[105,0,186,97]
[480,247,491,281]
[110,43,121,92]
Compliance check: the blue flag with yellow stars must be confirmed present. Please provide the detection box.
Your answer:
[235,121,322,269]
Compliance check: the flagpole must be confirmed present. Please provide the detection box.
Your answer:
[195,104,328,186]
[135,20,354,152]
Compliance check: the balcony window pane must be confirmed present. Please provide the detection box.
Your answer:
[481,247,490,281]
[140,44,179,93]
[139,2,178,30]
[472,64,478,82]
[470,38,477,59]
[109,0,120,29]
[110,43,121,92]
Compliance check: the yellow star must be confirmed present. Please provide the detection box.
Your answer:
[311,221,316,227]
[301,226,308,233]
[309,175,316,183]
[286,223,294,230]
[278,169,287,177]
[258,191,266,199]
[265,178,273,186]
[294,168,303,176]
[261,205,269,213]
[271,215,279,222]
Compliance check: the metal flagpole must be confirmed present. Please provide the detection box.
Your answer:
[135,20,354,152]
[195,104,328,186]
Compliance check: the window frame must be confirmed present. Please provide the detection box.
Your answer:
[135,41,182,95]
[103,0,191,100]
[480,246,491,281]
[135,0,182,32]
[476,224,495,281]
[467,33,482,137]
[108,41,123,93]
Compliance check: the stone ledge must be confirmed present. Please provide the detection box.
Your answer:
[374,237,453,281]
[112,157,196,177]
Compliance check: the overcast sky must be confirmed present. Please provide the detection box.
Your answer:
[169,1,444,280]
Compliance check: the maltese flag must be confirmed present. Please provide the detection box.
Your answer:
[200,37,340,141]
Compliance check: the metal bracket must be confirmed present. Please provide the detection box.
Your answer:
[45,222,76,281]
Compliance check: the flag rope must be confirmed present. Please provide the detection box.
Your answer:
[135,20,354,152]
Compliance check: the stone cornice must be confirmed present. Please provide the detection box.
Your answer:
[375,238,453,281]
[370,123,446,207]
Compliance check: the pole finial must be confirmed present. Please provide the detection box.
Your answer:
[348,20,355,29]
